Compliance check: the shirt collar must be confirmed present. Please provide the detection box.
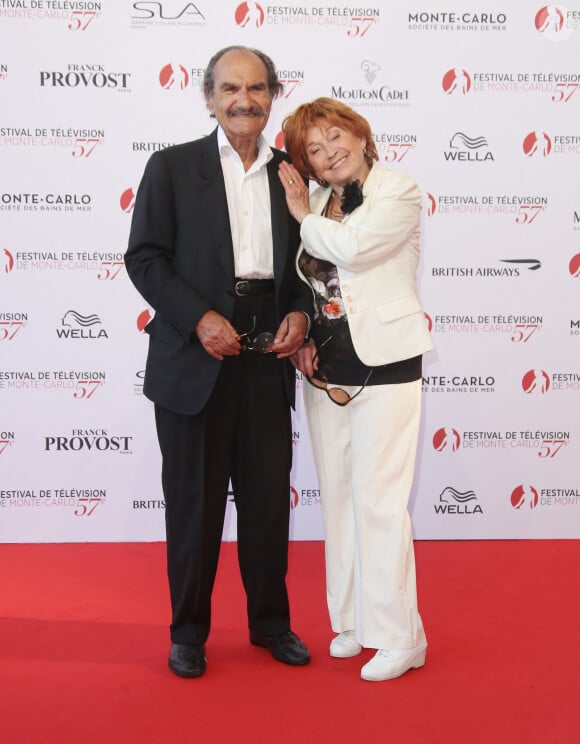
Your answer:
[217,126,273,171]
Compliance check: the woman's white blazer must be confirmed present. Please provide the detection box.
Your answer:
[297,162,433,367]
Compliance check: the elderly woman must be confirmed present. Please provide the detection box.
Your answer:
[278,98,433,681]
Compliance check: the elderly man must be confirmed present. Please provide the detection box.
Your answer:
[125,46,312,677]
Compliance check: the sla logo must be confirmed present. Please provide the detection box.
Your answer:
[274,130,285,151]
[159,64,189,90]
[534,5,572,40]
[290,486,299,509]
[522,369,550,394]
[235,2,264,28]
[3,248,14,273]
[511,484,539,510]
[424,312,433,331]
[433,428,461,451]
[137,309,152,332]
[523,131,552,157]
[442,68,472,95]
[569,253,580,277]
[120,188,135,213]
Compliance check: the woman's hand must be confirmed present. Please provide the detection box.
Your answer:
[278,161,311,224]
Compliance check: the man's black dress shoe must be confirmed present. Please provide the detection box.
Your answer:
[250,630,311,666]
[168,643,207,678]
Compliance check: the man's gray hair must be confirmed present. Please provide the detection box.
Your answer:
[203,46,284,100]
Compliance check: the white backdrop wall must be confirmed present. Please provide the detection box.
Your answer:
[1,1,579,543]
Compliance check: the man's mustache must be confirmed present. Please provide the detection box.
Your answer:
[226,106,267,118]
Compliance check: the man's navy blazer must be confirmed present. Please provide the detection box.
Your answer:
[125,128,312,415]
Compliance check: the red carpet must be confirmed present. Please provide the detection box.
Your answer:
[1,540,579,743]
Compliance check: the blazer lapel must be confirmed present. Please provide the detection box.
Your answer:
[267,154,288,291]
[199,129,235,281]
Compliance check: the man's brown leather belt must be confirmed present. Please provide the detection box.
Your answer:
[234,278,275,297]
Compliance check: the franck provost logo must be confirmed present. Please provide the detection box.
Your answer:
[44,429,133,453]
[40,65,130,92]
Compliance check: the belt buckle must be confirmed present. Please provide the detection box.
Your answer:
[235,280,250,297]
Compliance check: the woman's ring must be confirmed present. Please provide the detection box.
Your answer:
[288,179,294,185]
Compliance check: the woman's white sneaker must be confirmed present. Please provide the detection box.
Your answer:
[329,631,363,658]
[360,643,427,681]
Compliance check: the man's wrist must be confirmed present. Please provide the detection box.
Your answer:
[298,311,311,340]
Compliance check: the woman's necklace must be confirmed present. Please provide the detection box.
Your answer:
[325,191,344,222]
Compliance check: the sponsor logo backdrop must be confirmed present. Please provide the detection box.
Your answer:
[1,1,579,542]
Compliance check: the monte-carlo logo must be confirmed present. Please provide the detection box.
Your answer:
[2,249,124,279]
[1,488,108,516]
[433,427,571,458]
[0,2,103,30]
[426,191,548,224]
[408,10,507,32]
[234,3,380,36]
[0,370,106,398]
[1,126,105,157]
[429,312,543,342]
[441,67,580,102]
